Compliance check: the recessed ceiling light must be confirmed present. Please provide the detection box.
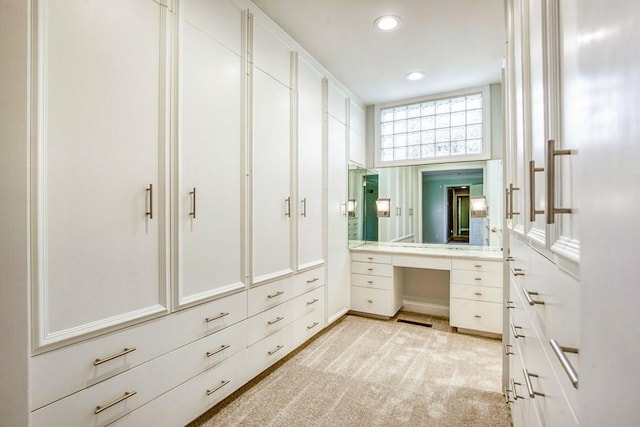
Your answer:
[406,71,426,81]
[374,15,401,32]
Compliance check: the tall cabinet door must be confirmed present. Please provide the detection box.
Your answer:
[296,56,325,271]
[176,0,244,307]
[33,0,169,348]
[252,20,292,284]
[326,82,349,324]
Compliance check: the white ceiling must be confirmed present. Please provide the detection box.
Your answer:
[250,0,506,106]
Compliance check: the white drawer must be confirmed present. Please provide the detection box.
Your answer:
[351,273,394,290]
[452,258,503,272]
[450,299,502,334]
[293,266,325,297]
[30,291,247,410]
[111,349,249,427]
[292,286,325,320]
[393,254,450,270]
[248,276,293,316]
[247,298,295,345]
[31,320,247,427]
[451,268,502,288]
[350,287,397,317]
[351,261,393,277]
[246,325,291,380]
[450,283,503,303]
[351,252,392,264]
[291,307,326,349]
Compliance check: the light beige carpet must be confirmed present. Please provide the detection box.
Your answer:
[189,312,511,427]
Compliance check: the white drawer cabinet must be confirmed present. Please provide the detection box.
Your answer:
[351,287,396,317]
[351,273,394,290]
[291,307,325,348]
[350,252,402,318]
[246,325,292,380]
[450,299,502,334]
[450,283,503,303]
[248,276,294,317]
[451,269,503,288]
[293,266,325,295]
[452,258,503,272]
[31,291,247,411]
[351,261,393,277]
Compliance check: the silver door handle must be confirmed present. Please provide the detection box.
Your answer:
[545,139,574,224]
[189,187,197,218]
[301,197,307,217]
[523,288,544,305]
[529,160,544,221]
[145,184,153,219]
[550,339,579,389]
[523,368,545,398]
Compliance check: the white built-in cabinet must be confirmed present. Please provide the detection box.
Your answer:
[176,0,245,307]
[32,0,170,349]
[349,102,366,165]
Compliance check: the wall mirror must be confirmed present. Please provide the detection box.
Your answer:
[348,160,503,249]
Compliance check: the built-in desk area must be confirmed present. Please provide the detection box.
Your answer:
[349,242,504,335]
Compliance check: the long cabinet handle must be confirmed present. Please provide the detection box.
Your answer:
[145,184,153,219]
[268,345,284,356]
[205,312,229,323]
[268,316,284,325]
[307,321,319,330]
[529,160,545,221]
[523,288,544,305]
[505,299,515,309]
[306,298,319,306]
[95,391,136,414]
[504,344,514,356]
[523,368,545,398]
[510,379,524,400]
[301,197,307,217]
[511,323,524,339]
[94,347,137,366]
[545,139,574,224]
[505,187,510,219]
[189,187,197,218]
[508,183,520,219]
[206,344,231,357]
[285,196,291,217]
[306,278,319,284]
[550,339,579,389]
[206,380,230,396]
[510,267,525,277]
[267,291,284,299]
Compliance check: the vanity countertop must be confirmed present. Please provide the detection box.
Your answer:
[350,242,503,261]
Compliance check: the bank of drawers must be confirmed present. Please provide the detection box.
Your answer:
[450,258,503,334]
[350,252,401,317]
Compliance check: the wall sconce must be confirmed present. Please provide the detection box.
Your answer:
[347,199,356,217]
[470,196,488,218]
[375,198,391,217]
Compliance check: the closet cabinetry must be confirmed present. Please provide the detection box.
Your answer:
[504,0,580,425]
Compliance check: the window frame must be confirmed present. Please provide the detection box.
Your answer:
[374,85,492,168]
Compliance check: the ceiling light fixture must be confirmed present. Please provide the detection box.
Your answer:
[406,71,426,81]
[374,15,401,32]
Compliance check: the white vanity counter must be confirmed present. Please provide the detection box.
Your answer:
[349,242,504,335]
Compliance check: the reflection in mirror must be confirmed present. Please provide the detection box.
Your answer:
[348,160,503,249]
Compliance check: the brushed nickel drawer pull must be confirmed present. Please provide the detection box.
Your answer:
[301,197,307,217]
[306,298,319,306]
[285,196,291,217]
[206,380,230,396]
[510,267,525,277]
[523,289,544,305]
[505,300,515,309]
[474,292,483,296]
[367,256,374,260]
[505,187,510,219]
[268,316,284,325]
[367,280,374,284]
[206,344,231,357]
[523,368,545,398]
[267,291,284,299]
[504,344,514,356]
[95,391,136,414]
[306,277,319,283]
[189,187,197,218]
[474,264,483,268]
[474,314,482,318]
[510,379,524,400]
[508,183,520,218]
[511,323,524,339]
[145,184,153,219]
[474,277,482,281]
[550,339,579,389]
[545,139,574,224]
[307,322,319,330]
[93,347,137,366]
[506,256,515,262]
[268,345,284,356]
[367,268,374,271]
[529,160,545,221]
[367,299,373,303]
[205,312,229,323]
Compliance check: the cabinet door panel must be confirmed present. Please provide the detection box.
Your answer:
[252,69,292,283]
[253,19,290,87]
[181,0,242,55]
[296,57,324,270]
[35,0,168,347]
[177,15,244,306]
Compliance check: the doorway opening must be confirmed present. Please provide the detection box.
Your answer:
[362,174,379,241]
[447,186,470,243]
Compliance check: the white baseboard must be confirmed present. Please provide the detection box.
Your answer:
[402,299,449,318]
[328,308,349,325]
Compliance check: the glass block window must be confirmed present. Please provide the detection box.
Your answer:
[378,91,487,165]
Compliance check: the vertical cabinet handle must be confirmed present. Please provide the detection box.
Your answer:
[523,368,545,398]
[508,183,520,218]
[545,139,574,224]
[549,339,579,389]
[505,187,510,219]
[189,187,197,219]
[285,196,291,217]
[300,197,307,217]
[529,160,545,221]
[145,184,153,219]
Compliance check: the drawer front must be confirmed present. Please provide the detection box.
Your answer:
[452,258,502,272]
[350,287,396,317]
[246,325,291,380]
[351,251,392,264]
[451,268,503,288]
[247,298,295,345]
[111,349,249,427]
[450,283,503,303]
[31,321,246,427]
[248,276,294,316]
[30,291,247,410]
[450,299,502,334]
[293,266,325,297]
[393,254,450,270]
[351,261,393,277]
[292,286,325,320]
[291,307,326,349]
[351,273,394,290]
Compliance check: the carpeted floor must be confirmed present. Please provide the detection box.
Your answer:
[189,312,511,427]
